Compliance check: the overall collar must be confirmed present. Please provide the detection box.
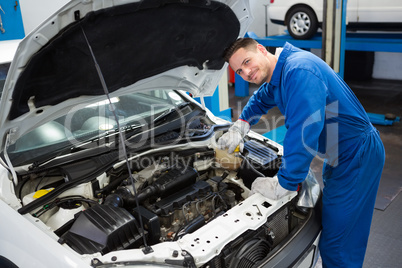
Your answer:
[269,42,293,87]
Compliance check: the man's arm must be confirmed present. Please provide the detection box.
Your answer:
[278,68,327,191]
[239,83,277,125]
[217,83,276,153]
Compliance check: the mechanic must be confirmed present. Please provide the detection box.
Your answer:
[217,38,385,268]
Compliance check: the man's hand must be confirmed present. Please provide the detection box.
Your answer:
[250,177,295,200]
[217,119,250,153]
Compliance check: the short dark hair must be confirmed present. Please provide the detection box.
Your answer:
[223,37,259,62]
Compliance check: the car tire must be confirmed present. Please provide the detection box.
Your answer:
[286,6,318,40]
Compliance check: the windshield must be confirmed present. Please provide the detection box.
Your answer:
[7,89,191,166]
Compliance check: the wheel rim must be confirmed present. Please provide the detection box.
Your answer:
[290,12,311,36]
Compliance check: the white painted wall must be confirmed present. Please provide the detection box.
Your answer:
[19,0,69,35]
[249,0,285,37]
[372,52,402,80]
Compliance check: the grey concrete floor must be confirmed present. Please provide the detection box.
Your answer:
[228,78,402,268]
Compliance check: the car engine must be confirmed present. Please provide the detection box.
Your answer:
[15,137,314,267]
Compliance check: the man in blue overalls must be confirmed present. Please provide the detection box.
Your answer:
[218,38,385,267]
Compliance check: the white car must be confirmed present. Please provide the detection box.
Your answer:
[0,1,321,267]
[268,0,402,39]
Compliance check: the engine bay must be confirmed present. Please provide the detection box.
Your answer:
[11,136,314,267]
[15,137,280,249]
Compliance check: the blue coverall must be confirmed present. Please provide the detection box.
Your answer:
[239,42,385,267]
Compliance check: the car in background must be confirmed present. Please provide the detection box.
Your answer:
[0,0,322,267]
[268,0,402,39]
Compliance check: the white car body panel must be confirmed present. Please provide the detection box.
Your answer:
[357,0,402,22]
[268,0,402,25]
[0,196,94,268]
[268,0,324,23]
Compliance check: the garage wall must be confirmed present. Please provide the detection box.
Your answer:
[372,52,402,80]
[19,0,69,35]
[0,1,25,41]
[249,0,286,38]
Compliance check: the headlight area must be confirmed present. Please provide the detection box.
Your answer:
[12,136,321,267]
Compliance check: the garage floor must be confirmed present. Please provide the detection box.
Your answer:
[228,78,402,267]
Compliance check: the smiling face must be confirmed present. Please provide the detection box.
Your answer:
[229,44,277,86]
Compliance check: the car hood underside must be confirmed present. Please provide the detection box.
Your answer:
[9,0,239,120]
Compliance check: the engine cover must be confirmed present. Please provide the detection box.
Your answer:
[62,205,145,255]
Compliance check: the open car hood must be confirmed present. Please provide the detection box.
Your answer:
[0,0,252,149]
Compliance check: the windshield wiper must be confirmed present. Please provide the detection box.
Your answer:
[153,102,191,125]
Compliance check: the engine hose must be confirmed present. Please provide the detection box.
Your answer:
[174,215,205,240]
[104,187,133,207]
[96,175,127,197]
